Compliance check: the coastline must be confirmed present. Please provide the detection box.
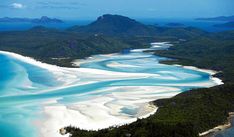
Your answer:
[0,42,224,137]
[173,65,224,86]
[199,112,234,137]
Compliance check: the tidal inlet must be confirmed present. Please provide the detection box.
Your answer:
[0,43,222,137]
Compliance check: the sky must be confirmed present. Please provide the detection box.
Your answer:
[0,0,234,20]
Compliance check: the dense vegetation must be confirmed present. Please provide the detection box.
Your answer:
[0,28,178,66]
[0,27,135,66]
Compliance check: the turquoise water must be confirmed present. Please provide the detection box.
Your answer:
[0,47,220,137]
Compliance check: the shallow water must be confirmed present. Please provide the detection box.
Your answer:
[0,43,221,137]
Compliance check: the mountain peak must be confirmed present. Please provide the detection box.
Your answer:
[97,14,112,20]
[94,14,138,25]
[68,14,156,36]
[32,16,63,24]
[97,14,132,20]
[40,16,49,20]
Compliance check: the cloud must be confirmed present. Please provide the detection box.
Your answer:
[11,3,25,9]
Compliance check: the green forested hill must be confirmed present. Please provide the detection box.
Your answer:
[0,27,135,66]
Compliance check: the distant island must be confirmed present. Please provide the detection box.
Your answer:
[0,16,63,24]
[196,15,234,21]
[165,23,185,27]
[214,21,234,28]
[196,15,234,28]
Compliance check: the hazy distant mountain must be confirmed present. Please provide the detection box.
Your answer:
[31,16,63,24]
[67,14,158,36]
[214,21,234,28]
[0,16,63,24]
[196,15,234,21]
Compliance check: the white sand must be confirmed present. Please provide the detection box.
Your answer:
[199,123,231,136]
[130,49,149,52]
[150,42,170,45]
[151,42,173,48]
[40,86,180,137]
[107,62,140,68]
[131,42,173,53]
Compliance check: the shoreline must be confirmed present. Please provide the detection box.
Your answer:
[0,42,224,137]
[199,112,234,137]
[173,65,224,86]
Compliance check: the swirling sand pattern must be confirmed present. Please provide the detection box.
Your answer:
[0,43,222,137]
